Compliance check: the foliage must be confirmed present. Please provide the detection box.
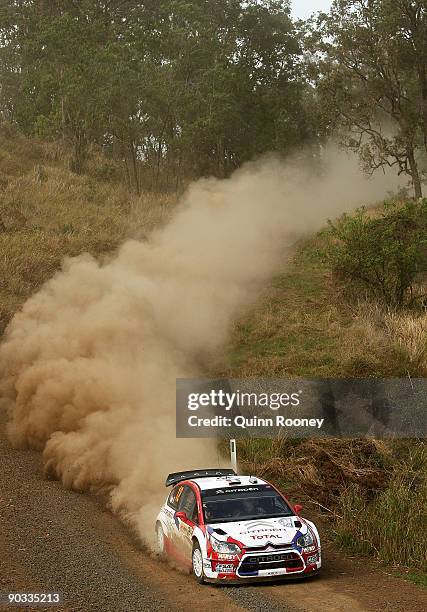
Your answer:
[1,2,426,194]
[0,0,317,189]
[308,0,427,197]
[321,200,427,307]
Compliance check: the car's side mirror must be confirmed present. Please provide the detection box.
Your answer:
[175,510,187,522]
[294,504,303,515]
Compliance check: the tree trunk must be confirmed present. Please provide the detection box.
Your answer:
[120,140,131,190]
[419,66,427,153]
[155,139,163,191]
[70,129,87,175]
[60,65,66,139]
[130,141,140,195]
[407,146,422,198]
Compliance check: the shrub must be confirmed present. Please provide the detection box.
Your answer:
[321,200,427,308]
[335,473,426,570]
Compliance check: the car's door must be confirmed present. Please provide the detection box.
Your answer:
[163,483,184,545]
[174,485,199,560]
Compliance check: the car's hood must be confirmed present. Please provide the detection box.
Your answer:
[207,516,306,548]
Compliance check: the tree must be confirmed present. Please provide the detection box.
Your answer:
[0,1,146,173]
[312,0,427,197]
[0,1,316,188]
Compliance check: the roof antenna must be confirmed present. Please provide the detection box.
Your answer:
[230,438,237,473]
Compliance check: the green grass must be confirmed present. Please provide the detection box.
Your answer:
[393,571,427,588]
[223,244,352,377]
[334,475,427,571]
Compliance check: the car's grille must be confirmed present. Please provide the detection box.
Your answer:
[244,543,293,552]
[238,551,303,575]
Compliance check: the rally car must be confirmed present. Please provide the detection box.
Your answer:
[155,468,321,583]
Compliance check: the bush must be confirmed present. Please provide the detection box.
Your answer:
[322,200,427,308]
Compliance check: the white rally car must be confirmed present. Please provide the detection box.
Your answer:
[155,469,321,583]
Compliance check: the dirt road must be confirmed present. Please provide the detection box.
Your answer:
[1,411,425,612]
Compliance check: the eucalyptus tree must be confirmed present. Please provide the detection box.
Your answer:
[0,0,315,187]
[313,0,427,197]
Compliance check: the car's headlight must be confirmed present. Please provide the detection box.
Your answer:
[210,536,241,554]
[296,531,314,548]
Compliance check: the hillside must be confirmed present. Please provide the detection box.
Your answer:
[220,229,426,581]
[0,125,174,335]
[224,237,426,379]
[0,128,425,584]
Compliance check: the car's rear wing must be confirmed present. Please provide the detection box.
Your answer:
[165,468,236,487]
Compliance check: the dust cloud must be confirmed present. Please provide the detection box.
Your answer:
[0,147,401,547]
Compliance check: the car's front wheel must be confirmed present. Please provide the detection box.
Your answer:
[192,542,205,584]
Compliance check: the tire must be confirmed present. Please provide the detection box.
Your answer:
[155,523,166,557]
[192,542,205,584]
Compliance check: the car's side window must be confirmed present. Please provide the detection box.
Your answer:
[178,486,198,524]
[168,484,184,510]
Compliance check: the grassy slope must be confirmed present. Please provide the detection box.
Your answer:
[224,237,426,380]
[224,245,350,378]
[0,125,174,335]
[221,239,426,579]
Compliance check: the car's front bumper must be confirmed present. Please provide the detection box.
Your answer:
[203,547,321,582]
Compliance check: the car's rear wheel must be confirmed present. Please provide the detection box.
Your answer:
[192,542,205,584]
[155,523,165,557]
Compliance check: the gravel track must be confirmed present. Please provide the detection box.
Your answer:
[1,410,426,612]
[0,418,169,612]
[0,410,294,612]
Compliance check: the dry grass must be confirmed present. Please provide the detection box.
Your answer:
[1,126,425,574]
[0,126,176,334]
[236,437,392,507]
[385,310,427,369]
[222,241,426,379]
[342,301,427,377]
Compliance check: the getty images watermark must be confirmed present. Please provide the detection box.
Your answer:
[186,388,324,430]
[176,378,427,438]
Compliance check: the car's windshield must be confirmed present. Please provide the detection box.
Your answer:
[201,485,293,524]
